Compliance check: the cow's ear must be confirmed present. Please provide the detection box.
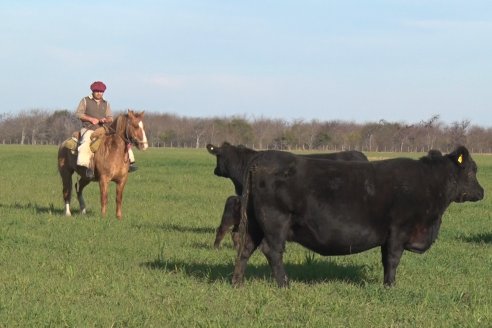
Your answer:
[449,146,469,167]
[207,144,219,155]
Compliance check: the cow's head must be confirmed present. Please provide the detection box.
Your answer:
[206,142,258,181]
[206,142,233,178]
[447,146,484,203]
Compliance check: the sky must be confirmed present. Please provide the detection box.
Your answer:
[1,0,491,126]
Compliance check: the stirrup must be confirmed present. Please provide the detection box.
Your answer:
[129,163,138,173]
[86,168,94,179]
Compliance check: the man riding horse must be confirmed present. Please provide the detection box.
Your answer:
[75,81,138,178]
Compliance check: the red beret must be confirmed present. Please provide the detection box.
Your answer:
[90,81,107,92]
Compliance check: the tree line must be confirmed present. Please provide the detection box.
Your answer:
[1,109,492,153]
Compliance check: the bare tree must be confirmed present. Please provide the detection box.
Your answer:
[2,109,492,153]
[467,125,492,153]
[191,119,209,149]
[446,119,470,149]
[419,114,442,151]
[45,110,80,144]
[251,116,270,149]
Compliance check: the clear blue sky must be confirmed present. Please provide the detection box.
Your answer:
[1,0,491,126]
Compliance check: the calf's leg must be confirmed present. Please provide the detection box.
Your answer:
[214,196,241,248]
[214,220,232,248]
[231,224,240,250]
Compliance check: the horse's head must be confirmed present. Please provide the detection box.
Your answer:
[126,110,149,150]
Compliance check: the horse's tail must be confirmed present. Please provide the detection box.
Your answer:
[57,143,74,177]
[57,141,68,165]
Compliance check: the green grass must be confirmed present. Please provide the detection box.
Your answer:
[0,145,491,327]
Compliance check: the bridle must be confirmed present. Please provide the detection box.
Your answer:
[124,116,148,148]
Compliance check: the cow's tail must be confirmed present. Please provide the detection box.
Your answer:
[237,168,252,260]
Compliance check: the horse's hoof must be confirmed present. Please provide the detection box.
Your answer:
[64,204,72,216]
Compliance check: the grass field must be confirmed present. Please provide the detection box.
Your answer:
[0,145,491,327]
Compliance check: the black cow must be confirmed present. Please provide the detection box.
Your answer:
[207,142,368,195]
[232,146,484,287]
[207,142,368,248]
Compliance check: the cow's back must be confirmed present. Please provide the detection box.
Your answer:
[305,150,368,162]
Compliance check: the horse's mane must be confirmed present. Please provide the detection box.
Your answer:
[113,113,128,137]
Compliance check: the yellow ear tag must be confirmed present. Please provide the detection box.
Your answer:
[457,154,463,164]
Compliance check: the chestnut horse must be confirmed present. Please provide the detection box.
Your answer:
[58,110,148,219]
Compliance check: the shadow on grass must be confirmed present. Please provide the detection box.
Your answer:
[457,232,492,244]
[142,258,371,286]
[132,222,214,234]
[0,201,65,215]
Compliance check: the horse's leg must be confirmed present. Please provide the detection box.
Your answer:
[115,178,128,220]
[99,177,110,217]
[61,170,73,216]
[58,147,75,216]
[75,177,91,215]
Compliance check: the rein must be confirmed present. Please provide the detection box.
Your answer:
[124,117,141,146]
[93,113,147,149]
[123,118,133,145]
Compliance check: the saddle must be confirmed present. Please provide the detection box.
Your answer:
[61,126,108,153]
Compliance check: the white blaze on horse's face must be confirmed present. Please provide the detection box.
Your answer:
[139,121,149,150]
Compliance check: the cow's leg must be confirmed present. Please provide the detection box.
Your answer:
[381,240,404,286]
[75,177,91,215]
[232,218,263,287]
[261,233,289,287]
[115,179,127,220]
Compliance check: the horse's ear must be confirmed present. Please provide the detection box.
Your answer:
[127,109,135,118]
[138,111,145,118]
